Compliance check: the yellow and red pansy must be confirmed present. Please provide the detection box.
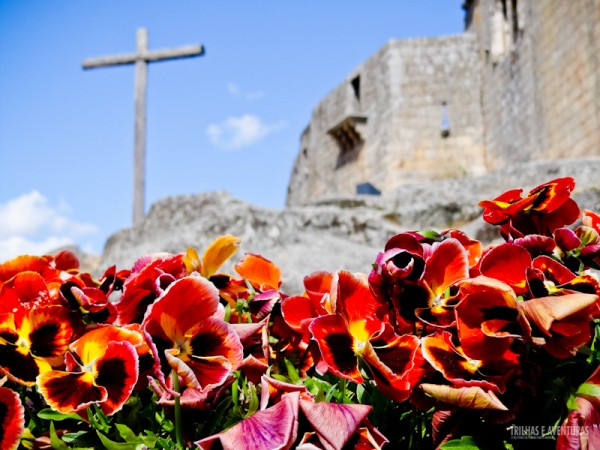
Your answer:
[37,325,139,415]
[142,276,243,394]
[414,238,469,327]
[479,177,580,239]
[371,236,469,332]
[309,271,421,402]
[421,330,519,393]
[530,255,600,298]
[0,386,24,450]
[0,305,75,385]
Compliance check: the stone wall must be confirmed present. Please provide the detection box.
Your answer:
[469,0,600,168]
[287,34,485,206]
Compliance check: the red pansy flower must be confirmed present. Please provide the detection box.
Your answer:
[114,252,186,325]
[421,330,519,393]
[455,276,528,360]
[310,271,421,402]
[142,276,244,398]
[0,304,75,385]
[37,325,139,415]
[479,177,580,239]
[370,235,469,332]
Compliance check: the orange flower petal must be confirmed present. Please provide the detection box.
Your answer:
[456,277,522,359]
[70,325,144,366]
[142,276,220,344]
[424,239,469,297]
[479,244,531,294]
[201,235,241,278]
[234,254,281,291]
[333,271,382,341]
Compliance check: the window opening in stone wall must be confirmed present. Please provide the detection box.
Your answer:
[351,75,361,102]
[329,116,367,168]
[356,182,381,196]
[441,101,451,138]
[511,0,520,43]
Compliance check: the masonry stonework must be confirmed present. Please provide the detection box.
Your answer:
[287,0,600,207]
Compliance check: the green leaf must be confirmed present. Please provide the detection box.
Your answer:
[116,423,138,443]
[246,384,259,417]
[356,383,366,403]
[96,431,139,450]
[224,303,232,322]
[270,373,290,383]
[284,358,300,384]
[231,375,240,407]
[575,382,600,398]
[61,430,92,444]
[418,229,442,241]
[38,408,83,422]
[49,421,72,450]
[440,435,481,449]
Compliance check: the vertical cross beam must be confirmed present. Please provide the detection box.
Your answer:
[82,28,204,225]
[134,29,148,226]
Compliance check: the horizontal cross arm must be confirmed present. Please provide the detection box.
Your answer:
[145,44,204,62]
[81,44,204,70]
[82,53,138,69]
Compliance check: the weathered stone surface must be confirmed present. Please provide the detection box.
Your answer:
[100,158,600,294]
[99,191,402,294]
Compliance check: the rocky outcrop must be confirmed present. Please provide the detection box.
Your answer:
[100,158,600,294]
[99,192,402,294]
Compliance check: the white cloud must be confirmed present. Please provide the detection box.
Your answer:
[206,114,285,150]
[227,82,240,96]
[227,82,264,101]
[0,191,99,261]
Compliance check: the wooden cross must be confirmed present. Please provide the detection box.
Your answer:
[82,28,204,225]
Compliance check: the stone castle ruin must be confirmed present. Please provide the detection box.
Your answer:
[287,0,600,206]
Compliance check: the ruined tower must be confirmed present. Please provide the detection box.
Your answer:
[287,0,600,207]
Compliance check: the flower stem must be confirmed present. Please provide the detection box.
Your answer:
[172,370,184,449]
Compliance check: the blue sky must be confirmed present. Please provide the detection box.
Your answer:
[0,1,465,260]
